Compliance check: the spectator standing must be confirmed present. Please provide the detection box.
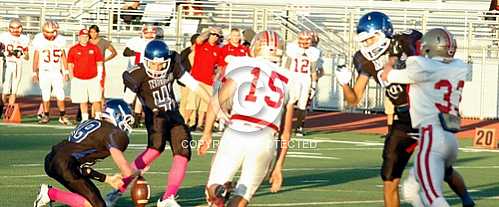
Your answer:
[179,33,199,127]
[220,28,250,67]
[89,25,117,112]
[68,29,104,122]
[184,27,223,131]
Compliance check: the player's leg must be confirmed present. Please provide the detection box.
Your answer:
[88,77,102,119]
[7,61,21,105]
[229,129,276,206]
[205,128,246,207]
[295,77,310,137]
[52,71,70,125]
[381,123,417,207]
[39,152,99,207]
[416,124,449,207]
[160,114,192,202]
[184,87,199,129]
[133,99,143,127]
[444,167,475,206]
[0,93,3,118]
[38,71,52,124]
[1,61,14,104]
[402,167,425,207]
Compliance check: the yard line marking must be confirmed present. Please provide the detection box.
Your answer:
[287,155,339,160]
[459,147,499,153]
[249,200,384,206]
[315,147,383,150]
[295,138,384,146]
[11,164,42,167]
[302,179,329,183]
[288,152,322,155]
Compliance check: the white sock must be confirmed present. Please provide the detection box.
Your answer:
[82,113,89,121]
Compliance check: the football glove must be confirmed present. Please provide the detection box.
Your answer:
[335,65,352,86]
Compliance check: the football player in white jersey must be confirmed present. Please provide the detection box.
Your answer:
[0,18,29,106]
[32,20,71,125]
[122,24,157,127]
[381,28,473,207]
[198,31,298,207]
[283,30,320,136]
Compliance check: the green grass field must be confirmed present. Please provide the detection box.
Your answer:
[1,123,499,207]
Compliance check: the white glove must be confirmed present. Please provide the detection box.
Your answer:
[335,65,352,85]
[309,87,317,99]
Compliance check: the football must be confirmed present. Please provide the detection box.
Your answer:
[131,176,150,207]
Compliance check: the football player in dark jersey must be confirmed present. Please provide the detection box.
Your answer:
[33,99,136,207]
[106,40,210,207]
[335,11,474,207]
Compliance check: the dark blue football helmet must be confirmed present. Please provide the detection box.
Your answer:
[356,11,394,60]
[102,99,134,135]
[144,39,172,79]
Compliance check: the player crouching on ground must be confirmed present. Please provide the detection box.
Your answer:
[198,30,298,207]
[34,99,138,207]
[381,28,474,207]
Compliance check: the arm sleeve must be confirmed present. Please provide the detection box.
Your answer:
[172,52,186,79]
[67,48,74,63]
[123,47,135,57]
[353,51,372,77]
[387,58,428,84]
[122,67,142,93]
[80,165,107,182]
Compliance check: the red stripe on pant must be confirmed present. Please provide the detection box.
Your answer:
[417,124,439,204]
[230,114,279,132]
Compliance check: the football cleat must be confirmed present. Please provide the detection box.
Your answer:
[105,189,123,207]
[296,127,305,137]
[157,195,180,207]
[58,115,71,125]
[33,184,52,207]
[38,115,50,124]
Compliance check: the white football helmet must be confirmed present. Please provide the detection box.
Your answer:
[250,30,285,63]
[8,18,22,37]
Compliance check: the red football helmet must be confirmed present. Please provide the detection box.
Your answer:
[8,18,23,37]
[42,20,59,40]
[298,30,313,49]
[142,24,157,39]
[250,30,285,63]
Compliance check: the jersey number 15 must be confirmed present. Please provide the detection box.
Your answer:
[244,67,289,109]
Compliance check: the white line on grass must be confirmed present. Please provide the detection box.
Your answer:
[287,155,339,160]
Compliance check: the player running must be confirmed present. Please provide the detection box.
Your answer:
[32,20,71,125]
[382,28,473,207]
[106,40,211,207]
[284,30,320,136]
[0,18,29,107]
[198,30,298,207]
[33,99,136,207]
[335,11,474,207]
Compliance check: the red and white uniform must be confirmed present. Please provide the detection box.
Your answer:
[207,56,298,201]
[32,33,66,101]
[387,56,469,207]
[123,37,153,104]
[0,32,29,95]
[286,43,320,110]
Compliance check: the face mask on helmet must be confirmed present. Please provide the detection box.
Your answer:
[8,19,22,37]
[142,24,157,40]
[356,11,393,61]
[42,20,59,40]
[250,31,285,63]
[102,99,135,135]
[144,40,172,79]
[298,31,312,49]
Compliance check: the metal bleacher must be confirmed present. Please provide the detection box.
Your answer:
[0,0,498,118]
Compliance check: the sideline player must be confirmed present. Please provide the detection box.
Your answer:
[106,40,211,207]
[32,20,71,125]
[335,11,474,207]
[198,30,298,207]
[0,18,29,106]
[382,28,474,207]
[33,99,136,207]
[283,30,320,136]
